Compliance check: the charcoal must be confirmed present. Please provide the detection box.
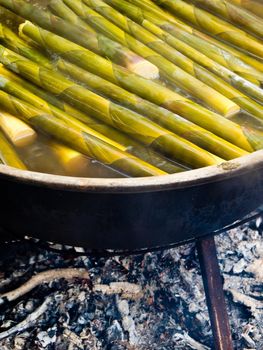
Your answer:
[0,218,261,349]
[36,329,56,348]
[106,320,124,343]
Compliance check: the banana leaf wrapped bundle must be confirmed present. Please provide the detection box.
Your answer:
[154,0,263,74]
[49,0,98,30]
[15,23,256,153]
[0,90,172,177]
[0,66,185,173]
[228,0,263,18]
[58,0,239,117]
[0,0,238,117]
[0,46,226,169]
[89,0,263,111]
[0,0,261,178]
[0,0,159,79]
[189,0,263,38]
[151,0,263,59]
[0,129,27,168]
[202,31,263,75]
[0,69,126,151]
[58,59,254,156]
[49,0,160,79]
[125,0,263,82]
[0,52,249,160]
[49,0,89,28]
[0,23,52,68]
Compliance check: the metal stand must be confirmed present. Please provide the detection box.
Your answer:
[197,236,233,350]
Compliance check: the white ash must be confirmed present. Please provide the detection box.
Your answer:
[0,218,261,349]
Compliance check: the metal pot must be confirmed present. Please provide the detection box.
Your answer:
[0,151,263,250]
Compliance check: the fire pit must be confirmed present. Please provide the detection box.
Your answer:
[0,212,262,349]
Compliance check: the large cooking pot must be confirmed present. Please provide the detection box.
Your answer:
[0,150,263,250]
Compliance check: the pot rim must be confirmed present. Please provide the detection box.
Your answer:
[0,150,263,193]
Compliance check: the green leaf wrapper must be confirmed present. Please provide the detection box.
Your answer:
[125,0,263,81]
[152,0,263,59]
[100,0,263,113]
[190,0,263,38]
[0,23,52,68]
[0,0,159,79]
[62,0,240,117]
[57,60,252,157]
[0,46,225,168]
[0,129,27,169]
[0,66,185,173]
[0,90,170,177]
[16,21,256,152]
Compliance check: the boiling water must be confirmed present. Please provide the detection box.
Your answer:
[15,133,125,178]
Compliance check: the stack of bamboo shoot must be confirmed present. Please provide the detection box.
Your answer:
[0,0,260,178]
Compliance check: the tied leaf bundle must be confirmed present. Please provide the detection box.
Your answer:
[60,0,239,117]
[0,0,261,177]
[0,0,159,79]
[136,0,263,74]
[58,60,252,157]
[0,67,125,152]
[0,90,170,177]
[87,0,263,112]
[0,46,225,169]
[0,66,185,173]
[49,0,159,78]
[0,24,52,68]
[190,0,263,38]
[125,0,263,82]
[16,22,256,153]
[152,0,263,59]
[202,32,263,76]
[228,0,263,19]
[0,52,249,161]
[0,129,27,169]
[49,0,91,28]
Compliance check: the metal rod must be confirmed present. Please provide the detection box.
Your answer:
[197,236,234,350]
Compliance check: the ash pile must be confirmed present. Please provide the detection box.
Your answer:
[0,219,262,350]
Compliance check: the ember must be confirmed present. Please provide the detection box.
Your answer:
[0,217,262,349]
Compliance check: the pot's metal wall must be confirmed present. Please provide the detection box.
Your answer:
[1,167,263,250]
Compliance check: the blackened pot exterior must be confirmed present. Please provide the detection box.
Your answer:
[0,151,263,250]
